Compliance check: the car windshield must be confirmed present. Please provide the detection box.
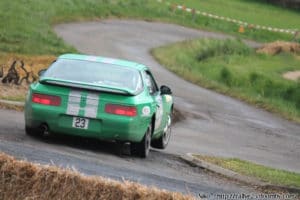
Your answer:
[43,58,143,94]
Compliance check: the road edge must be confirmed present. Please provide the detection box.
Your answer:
[0,99,25,106]
[180,153,300,193]
[0,99,24,111]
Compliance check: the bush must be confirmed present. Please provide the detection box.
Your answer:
[282,84,300,107]
[262,0,300,9]
[197,39,252,61]
[220,67,233,86]
[248,72,300,108]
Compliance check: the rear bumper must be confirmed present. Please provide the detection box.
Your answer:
[25,103,150,142]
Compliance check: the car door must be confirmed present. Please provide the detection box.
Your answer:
[144,71,165,134]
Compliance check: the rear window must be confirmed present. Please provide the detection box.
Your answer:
[44,58,143,93]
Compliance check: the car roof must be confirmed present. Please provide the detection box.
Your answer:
[58,54,148,71]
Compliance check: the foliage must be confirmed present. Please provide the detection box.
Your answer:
[260,0,300,10]
[197,39,251,61]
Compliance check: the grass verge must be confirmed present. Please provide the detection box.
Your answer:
[194,154,300,189]
[168,0,300,29]
[152,39,300,122]
[0,0,299,56]
[0,152,193,200]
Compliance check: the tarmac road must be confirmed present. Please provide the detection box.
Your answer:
[54,20,300,172]
[0,20,299,196]
[0,109,257,196]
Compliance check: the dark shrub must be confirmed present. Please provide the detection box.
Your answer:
[220,67,233,86]
[197,39,252,61]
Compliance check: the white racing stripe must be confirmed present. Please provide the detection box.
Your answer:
[67,91,99,118]
[85,93,99,118]
[66,91,81,116]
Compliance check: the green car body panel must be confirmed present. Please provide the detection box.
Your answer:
[24,54,173,144]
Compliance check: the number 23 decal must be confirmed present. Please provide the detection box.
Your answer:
[72,117,89,129]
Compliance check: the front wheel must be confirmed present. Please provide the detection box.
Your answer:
[131,124,152,158]
[151,114,172,149]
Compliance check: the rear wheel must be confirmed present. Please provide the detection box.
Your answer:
[25,125,48,137]
[151,114,172,149]
[25,126,41,136]
[131,124,152,158]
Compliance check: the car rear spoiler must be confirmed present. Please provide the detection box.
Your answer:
[39,78,135,95]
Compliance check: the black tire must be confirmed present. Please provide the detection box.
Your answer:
[25,126,40,136]
[151,114,172,149]
[25,126,45,137]
[130,124,152,158]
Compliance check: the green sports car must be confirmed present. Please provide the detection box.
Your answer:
[24,54,173,158]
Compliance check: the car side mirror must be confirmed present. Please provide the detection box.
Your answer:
[160,85,172,95]
[38,69,47,77]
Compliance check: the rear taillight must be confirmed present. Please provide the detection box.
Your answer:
[32,93,61,106]
[105,104,137,117]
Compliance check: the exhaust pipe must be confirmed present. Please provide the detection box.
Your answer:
[40,124,49,135]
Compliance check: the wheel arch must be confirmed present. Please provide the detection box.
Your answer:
[151,114,156,136]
